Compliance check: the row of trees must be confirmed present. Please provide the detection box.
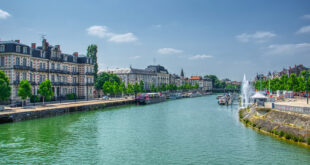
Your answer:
[254,71,309,92]
[204,75,240,89]
[0,70,54,106]
[96,72,200,97]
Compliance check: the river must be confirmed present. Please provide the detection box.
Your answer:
[0,95,309,164]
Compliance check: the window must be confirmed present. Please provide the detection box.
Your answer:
[30,61,32,68]
[43,75,46,81]
[0,45,5,52]
[51,63,55,70]
[16,72,20,81]
[57,64,60,70]
[23,58,27,66]
[16,57,20,66]
[23,47,27,54]
[40,75,42,82]
[43,63,46,69]
[39,63,42,69]
[29,73,32,82]
[22,72,26,80]
[51,75,55,82]
[0,57,4,67]
[16,46,21,52]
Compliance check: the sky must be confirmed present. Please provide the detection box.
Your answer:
[0,0,310,81]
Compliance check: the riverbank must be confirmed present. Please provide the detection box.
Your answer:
[0,98,135,124]
[239,106,310,147]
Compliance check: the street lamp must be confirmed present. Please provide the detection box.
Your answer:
[306,72,309,104]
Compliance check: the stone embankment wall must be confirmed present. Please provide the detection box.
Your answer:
[0,100,135,124]
[239,107,310,146]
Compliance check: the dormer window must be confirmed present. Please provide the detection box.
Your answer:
[0,45,5,52]
[23,47,27,54]
[16,46,21,53]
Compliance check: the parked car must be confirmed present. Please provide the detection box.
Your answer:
[103,96,109,100]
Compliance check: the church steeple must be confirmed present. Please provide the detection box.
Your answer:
[180,68,184,78]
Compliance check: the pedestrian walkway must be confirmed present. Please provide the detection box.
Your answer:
[0,97,135,115]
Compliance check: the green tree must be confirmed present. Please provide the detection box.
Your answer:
[287,73,298,91]
[150,84,156,92]
[119,82,126,97]
[0,70,11,102]
[112,81,120,97]
[127,83,134,95]
[194,83,199,89]
[87,45,98,81]
[139,80,145,92]
[133,82,140,97]
[38,80,54,105]
[102,81,112,96]
[280,74,289,90]
[18,80,32,107]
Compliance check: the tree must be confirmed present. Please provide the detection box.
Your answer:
[0,70,11,102]
[112,81,120,97]
[127,83,134,95]
[139,80,145,92]
[102,81,112,96]
[133,82,140,97]
[194,83,199,89]
[18,80,32,107]
[150,84,156,92]
[87,45,98,81]
[38,80,54,105]
[119,82,126,97]
[287,73,298,91]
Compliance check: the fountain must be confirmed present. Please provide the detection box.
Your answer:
[240,74,255,108]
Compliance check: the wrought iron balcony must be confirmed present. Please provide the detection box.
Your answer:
[38,68,48,72]
[13,65,32,70]
[72,71,79,75]
[85,72,95,75]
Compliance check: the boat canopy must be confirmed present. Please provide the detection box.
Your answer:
[251,92,267,99]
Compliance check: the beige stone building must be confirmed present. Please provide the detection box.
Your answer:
[0,39,95,102]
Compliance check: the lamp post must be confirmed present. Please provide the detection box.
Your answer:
[306,72,309,104]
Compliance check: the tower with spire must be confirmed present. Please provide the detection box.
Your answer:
[180,68,184,78]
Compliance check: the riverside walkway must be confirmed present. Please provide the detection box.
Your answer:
[0,97,135,123]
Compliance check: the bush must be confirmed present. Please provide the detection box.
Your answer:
[66,93,77,100]
[252,123,256,127]
[284,133,291,140]
[30,95,40,103]
[307,138,310,145]
[279,131,284,137]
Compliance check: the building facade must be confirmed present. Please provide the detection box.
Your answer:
[0,39,95,102]
[103,67,157,91]
[146,65,170,86]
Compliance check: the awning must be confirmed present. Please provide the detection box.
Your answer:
[251,92,267,99]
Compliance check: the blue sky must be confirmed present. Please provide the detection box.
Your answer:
[1,0,310,81]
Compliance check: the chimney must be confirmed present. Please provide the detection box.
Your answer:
[73,52,78,57]
[31,43,36,49]
[15,40,20,43]
[55,45,60,50]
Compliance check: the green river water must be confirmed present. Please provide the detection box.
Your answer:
[0,95,310,164]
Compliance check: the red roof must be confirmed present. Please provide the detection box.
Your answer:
[190,76,202,80]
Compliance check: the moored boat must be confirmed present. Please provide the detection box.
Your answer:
[136,93,166,105]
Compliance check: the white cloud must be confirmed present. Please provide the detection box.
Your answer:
[130,56,141,59]
[296,25,310,34]
[0,9,10,19]
[109,33,137,43]
[189,54,213,60]
[301,14,310,20]
[86,25,137,43]
[157,48,183,55]
[266,43,310,55]
[86,25,112,38]
[236,31,276,42]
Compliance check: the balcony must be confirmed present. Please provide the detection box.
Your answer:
[13,65,32,70]
[13,80,20,85]
[72,71,79,75]
[62,70,70,74]
[38,68,48,72]
[72,82,79,86]
[85,72,95,75]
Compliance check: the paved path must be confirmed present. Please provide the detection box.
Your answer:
[275,98,310,108]
[0,97,135,115]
